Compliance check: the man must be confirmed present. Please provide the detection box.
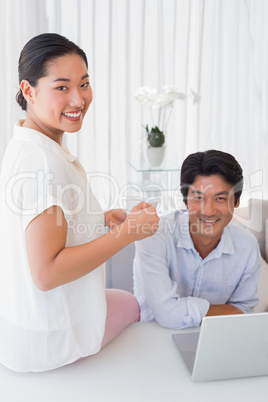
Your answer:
[133,150,261,329]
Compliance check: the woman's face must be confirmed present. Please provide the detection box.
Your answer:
[22,53,93,144]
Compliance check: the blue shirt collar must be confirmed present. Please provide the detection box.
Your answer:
[176,210,235,257]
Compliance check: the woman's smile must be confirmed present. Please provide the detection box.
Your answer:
[62,109,84,121]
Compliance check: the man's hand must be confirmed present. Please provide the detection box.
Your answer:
[206,304,243,316]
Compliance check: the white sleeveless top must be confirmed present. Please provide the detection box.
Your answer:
[0,122,107,372]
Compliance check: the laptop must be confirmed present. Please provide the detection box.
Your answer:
[172,312,268,381]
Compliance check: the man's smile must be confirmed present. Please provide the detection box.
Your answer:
[199,217,220,224]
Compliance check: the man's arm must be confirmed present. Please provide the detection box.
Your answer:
[220,237,261,314]
[206,304,243,316]
[133,230,210,329]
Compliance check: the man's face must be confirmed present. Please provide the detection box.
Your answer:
[186,175,240,244]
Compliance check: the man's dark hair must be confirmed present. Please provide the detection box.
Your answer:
[180,149,243,205]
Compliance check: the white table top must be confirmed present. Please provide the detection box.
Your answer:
[1,322,268,402]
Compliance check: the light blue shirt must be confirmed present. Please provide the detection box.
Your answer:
[133,210,261,329]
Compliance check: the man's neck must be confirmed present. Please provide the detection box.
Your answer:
[190,233,221,259]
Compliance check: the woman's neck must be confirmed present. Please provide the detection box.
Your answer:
[22,117,64,146]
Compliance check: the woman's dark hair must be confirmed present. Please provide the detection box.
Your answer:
[16,33,88,111]
[180,149,243,205]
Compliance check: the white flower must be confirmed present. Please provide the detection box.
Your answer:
[156,87,186,109]
[134,87,157,105]
[134,84,200,135]
[162,85,187,101]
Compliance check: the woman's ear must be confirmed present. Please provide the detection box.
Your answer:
[20,80,34,105]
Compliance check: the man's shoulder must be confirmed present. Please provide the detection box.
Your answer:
[159,209,187,223]
[158,209,188,233]
[135,210,187,250]
[226,221,259,245]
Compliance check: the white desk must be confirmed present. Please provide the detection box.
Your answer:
[1,322,268,402]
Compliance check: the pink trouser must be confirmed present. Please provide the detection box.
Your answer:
[101,289,140,347]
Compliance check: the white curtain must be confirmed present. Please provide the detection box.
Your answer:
[1,0,268,210]
[197,0,268,204]
[0,0,48,163]
[45,0,202,211]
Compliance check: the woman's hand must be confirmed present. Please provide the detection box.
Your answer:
[104,209,127,229]
[112,201,160,242]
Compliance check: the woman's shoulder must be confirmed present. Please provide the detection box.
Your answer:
[4,124,70,177]
[4,137,58,174]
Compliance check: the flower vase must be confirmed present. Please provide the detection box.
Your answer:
[146,146,166,167]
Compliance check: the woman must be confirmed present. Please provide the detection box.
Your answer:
[0,33,159,372]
